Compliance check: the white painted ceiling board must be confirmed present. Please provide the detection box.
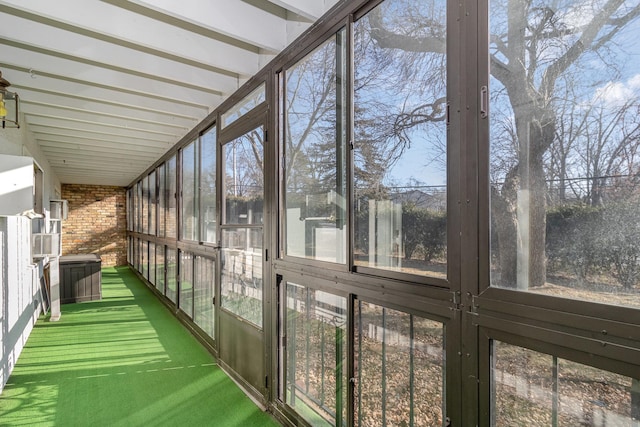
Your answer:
[0,0,339,186]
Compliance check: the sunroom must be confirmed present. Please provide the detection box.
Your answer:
[1,0,639,425]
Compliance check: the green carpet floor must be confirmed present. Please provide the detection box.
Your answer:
[0,267,280,427]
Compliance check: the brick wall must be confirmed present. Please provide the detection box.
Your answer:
[61,184,127,267]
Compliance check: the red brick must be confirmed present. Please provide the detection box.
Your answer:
[61,184,127,267]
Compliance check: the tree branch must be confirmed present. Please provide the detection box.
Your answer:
[368,7,445,53]
[541,0,635,96]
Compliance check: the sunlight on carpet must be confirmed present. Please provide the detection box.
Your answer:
[0,266,279,427]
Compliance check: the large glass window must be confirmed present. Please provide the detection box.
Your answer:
[353,0,448,278]
[134,238,140,271]
[488,0,640,308]
[149,170,156,236]
[136,181,142,233]
[156,244,165,293]
[142,174,149,234]
[283,31,347,264]
[132,185,138,233]
[221,126,264,327]
[158,163,166,238]
[220,227,263,327]
[166,248,177,303]
[142,240,148,280]
[126,188,133,232]
[148,241,156,286]
[166,155,177,238]
[284,283,347,426]
[223,130,264,224]
[127,236,132,265]
[200,126,217,244]
[354,301,444,426]
[132,184,136,233]
[492,341,640,425]
[194,256,215,337]
[135,189,139,234]
[182,141,199,241]
[180,251,194,318]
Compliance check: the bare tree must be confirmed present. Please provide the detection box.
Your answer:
[284,39,339,190]
[545,79,589,204]
[367,0,640,287]
[355,3,446,195]
[546,76,640,207]
[579,100,640,206]
[225,131,264,199]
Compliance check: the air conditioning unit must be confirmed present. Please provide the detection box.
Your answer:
[32,232,61,257]
[49,199,68,220]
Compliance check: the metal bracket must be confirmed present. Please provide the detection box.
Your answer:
[451,291,462,311]
[470,295,480,314]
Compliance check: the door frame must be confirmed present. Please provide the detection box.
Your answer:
[216,104,271,402]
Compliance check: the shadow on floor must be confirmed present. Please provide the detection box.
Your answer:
[0,266,279,427]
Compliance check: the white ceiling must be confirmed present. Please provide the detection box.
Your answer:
[0,0,339,186]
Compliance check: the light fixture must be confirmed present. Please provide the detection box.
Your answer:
[0,70,19,129]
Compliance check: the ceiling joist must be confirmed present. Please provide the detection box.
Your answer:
[0,0,339,186]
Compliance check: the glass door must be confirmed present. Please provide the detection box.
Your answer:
[218,119,267,396]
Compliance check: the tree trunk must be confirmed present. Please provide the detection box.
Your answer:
[493,97,552,290]
[528,156,547,288]
[490,134,550,288]
[558,155,566,202]
[491,177,519,288]
[514,113,550,289]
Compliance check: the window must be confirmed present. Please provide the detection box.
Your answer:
[134,238,140,271]
[283,31,347,264]
[156,244,165,293]
[166,155,177,238]
[142,174,149,234]
[136,181,142,233]
[221,83,266,129]
[353,0,448,278]
[488,0,640,309]
[157,163,166,238]
[223,130,264,225]
[492,341,640,425]
[126,188,133,232]
[354,301,444,426]
[220,227,263,327]
[166,248,177,303]
[180,251,194,317]
[142,240,148,280]
[148,241,156,285]
[127,236,132,264]
[284,282,347,426]
[149,170,156,236]
[221,127,265,327]
[194,256,215,337]
[200,126,217,244]
[182,141,199,241]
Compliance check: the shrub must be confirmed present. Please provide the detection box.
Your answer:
[546,205,602,280]
[546,199,640,289]
[598,200,640,289]
[403,203,446,262]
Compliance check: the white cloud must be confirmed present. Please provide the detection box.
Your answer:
[628,74,640,90]
[594,74,640,107]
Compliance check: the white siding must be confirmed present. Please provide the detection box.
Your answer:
[0,216,44,393]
